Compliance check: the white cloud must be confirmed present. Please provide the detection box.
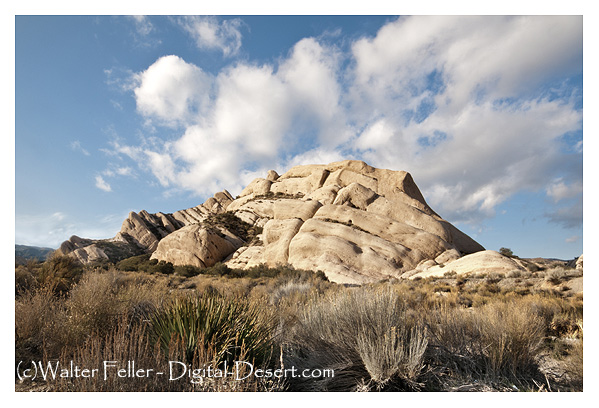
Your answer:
[565,236,580,243]
[130,15,154,37]
[95,175,112,192]
[347,15,582,224]
[546,179,583,202]
[70,140,90,156]
[133,55,212,127]
[178,16,245,57]
[116,167,133,177]
[16,212,128,248]
[116,39,346,197]
[109,16,582,229]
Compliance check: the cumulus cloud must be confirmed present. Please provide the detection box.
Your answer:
[132,55,212,127]
[111,38,346,197]
[178,16,245,57]
[348,15,582,224]
[108,16,582,229]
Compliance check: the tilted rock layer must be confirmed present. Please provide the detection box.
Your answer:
[59,160,487,284]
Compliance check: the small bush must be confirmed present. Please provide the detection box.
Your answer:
[149,293,275,367]
[116,254,151,271]
[174,264,203,277]
[15,285,70,361]
[37,254,84,294]
[15,265,38,294]
[507,270,522,278]
[147,260,174,275]
[499,247,514,257]
[426,300,545,381]
[443,271,457,278]
[285,287,427,391]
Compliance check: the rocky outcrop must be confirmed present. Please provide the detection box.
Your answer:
[58,160,486,284]
[57,191,234,263]
[576,254,583,271]
[150,224,244,268]
[402,250,526,279]
[219,160,484,283]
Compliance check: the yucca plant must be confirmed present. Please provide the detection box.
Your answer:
[149,293,274,367]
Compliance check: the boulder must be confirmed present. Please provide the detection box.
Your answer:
[403,250,525,279]
[151,224,244,268]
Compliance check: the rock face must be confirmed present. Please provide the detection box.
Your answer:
[150,224,244,268]
[57,191,234,263]
[58,160,487,284]
[402,250,526,280]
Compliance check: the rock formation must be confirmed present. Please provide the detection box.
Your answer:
[58,160,491,284]
[401,250,527,279]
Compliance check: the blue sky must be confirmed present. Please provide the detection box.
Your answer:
[14,14,585,259]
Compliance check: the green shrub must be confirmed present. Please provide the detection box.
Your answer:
[174,264,203,277]
[116,254,151,271]
[499,247,514,257]
[147,260,174,275]
[202,212,262,244]
[149,293,275,367]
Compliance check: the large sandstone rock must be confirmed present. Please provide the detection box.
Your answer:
[150,225,244,268]
[58,191,233,263]
[223,160,484,283]
[402,250,526,279]
[58,160,486,284]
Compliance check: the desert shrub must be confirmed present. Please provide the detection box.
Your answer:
[284,287,427,391]
[66,272,122,337]
[499,247,514,257]
[66,270,171,343]
[202,212,262,244]
[443,270,457,278]
[37,254,84,294]
[149,293,275,367]
[116,253,151,271]
[201,262,233,276]
[15,265,38,294]
[562,338,583,388]
[507,270,522,278]
[546,269,566,285]
[174,264,203,277]
[147,260,174,275]
[270,280,313,305]
[486,272,505,283]
[15,285,70,361]
[426,300,545,383]
[51,316,280,392]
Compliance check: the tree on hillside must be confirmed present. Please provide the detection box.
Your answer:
[499,247,514,257]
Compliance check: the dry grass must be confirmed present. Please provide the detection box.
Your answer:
[15,261,583,392]
[283,287,428,391]
[53,317,282,391]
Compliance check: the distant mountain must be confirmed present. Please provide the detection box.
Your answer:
[15,244,54,264]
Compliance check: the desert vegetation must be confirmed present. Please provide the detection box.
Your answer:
[15,254,582,392]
